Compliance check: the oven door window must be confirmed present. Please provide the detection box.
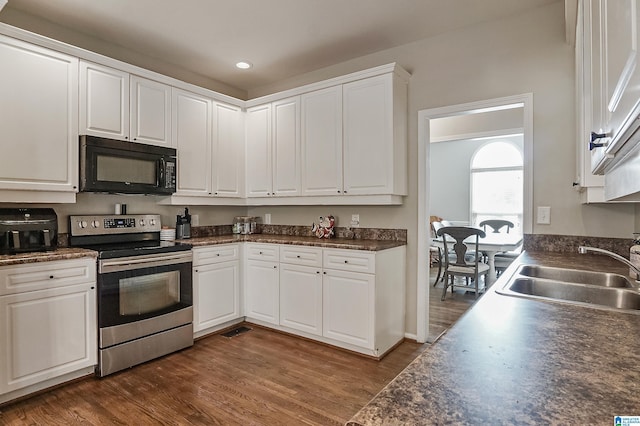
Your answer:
[98,262,192,328]
[119,270,180,316]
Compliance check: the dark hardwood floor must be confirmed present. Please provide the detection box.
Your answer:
[428,266,478,342]
[0,267,474,425]
[0,326,426,425]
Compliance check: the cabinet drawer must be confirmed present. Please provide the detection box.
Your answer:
[0,258,96,296]
[246,244,279,261]
[280,245,322,267]
[193,244,239,266]
[323,249,375,274]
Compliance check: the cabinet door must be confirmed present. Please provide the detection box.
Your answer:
[80,61,129,141]
[193,260,240,332]
[343,74,394,195]
[586,0,611,174]
[244,259,279,324]
[323,269,374,349]
[213,102,244,197]
[245,104,273,197]
[272,97,301,196]
[172,88,212,196]
[0,35,78,193]
[601,0,640,157]
[130,75,171,147]
[301,86,344,196]
[279,263,322,336]
[0,283,97,394]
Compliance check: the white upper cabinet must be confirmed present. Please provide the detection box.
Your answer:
[130,75,172,147]
[247,64,408,202]
[172,88,212,197]
[272,97,301,196]
[343,73,407,195]
[212,102,244,197]
[575,0,606,202]
[80,61,171,147]
[301,86,343,196]
[246,97,300,197]
[172,91,244,199]
[581,0,640,174]
[245,104,273,197]
[80,61,129,140]
[0,34,78,200]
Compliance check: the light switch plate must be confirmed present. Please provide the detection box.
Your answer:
[191,214,199,226]
[537,206,551,224]
[351,214,360,227]
[264,213,271,225]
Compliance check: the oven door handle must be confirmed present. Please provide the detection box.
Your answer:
[99,252,192,274]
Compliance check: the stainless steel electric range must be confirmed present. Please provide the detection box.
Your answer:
[69,214,193,377]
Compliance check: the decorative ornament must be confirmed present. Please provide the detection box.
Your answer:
[311,215,335,239]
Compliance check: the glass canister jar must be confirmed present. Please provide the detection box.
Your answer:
[233,216,257,234]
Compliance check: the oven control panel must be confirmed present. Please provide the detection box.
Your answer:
[69,214,162,236]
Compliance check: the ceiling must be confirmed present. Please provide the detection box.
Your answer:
[1,0,560,94]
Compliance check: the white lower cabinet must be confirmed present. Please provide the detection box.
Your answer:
[279,256,323,336]
[322,268,375,348]
[244,244,280,325]
[193,244,241,335]
[0,258,97,399]
[241,243,405,357]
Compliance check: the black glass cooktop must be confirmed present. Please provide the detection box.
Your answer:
[78,240,192,259]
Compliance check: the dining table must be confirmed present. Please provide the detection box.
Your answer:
[432,231,523,285]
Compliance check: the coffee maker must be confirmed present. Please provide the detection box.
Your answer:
[176,208,191,239]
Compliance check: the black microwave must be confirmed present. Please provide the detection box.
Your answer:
[79,135,177,195]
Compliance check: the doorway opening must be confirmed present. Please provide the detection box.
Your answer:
[416,94,533,343]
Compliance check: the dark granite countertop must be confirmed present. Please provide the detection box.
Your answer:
[0,235,404,267]
[185,234,406,251]
[0,247,98,266]
[347,251,640,425]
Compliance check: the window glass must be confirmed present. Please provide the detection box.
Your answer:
[471,141,523,233]
[471,141,522,169]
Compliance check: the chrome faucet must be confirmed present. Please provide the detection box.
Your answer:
[578,246,640,281]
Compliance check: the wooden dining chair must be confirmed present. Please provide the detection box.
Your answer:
[430,221,444,285]
[436,225,489,300]
[479,219,514,234]
[479,219,518,276]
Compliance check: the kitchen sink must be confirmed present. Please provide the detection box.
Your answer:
[496,265,640,313]
[517,265,634,288]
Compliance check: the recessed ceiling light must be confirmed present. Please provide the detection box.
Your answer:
[235,61,252,70]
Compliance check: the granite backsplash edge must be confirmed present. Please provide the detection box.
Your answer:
[57,224,408,246]
[59,229,632,257]
[523,234,633,258]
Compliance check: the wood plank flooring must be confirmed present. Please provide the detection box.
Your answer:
[428,266,478,342]
[0,326,426,425]
[0,267,473,425]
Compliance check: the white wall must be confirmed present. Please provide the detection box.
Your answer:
[430,136,524,223]
[1,1,636,336]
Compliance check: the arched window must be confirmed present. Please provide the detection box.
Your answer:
[470,141,523,233]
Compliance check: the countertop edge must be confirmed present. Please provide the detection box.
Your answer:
[346,250,640,425]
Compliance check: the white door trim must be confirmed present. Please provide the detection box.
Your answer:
[416,93,533,343]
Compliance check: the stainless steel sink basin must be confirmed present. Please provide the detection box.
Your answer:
[496,265,640,313]
[505,278,640,310]
[517,265,634,288]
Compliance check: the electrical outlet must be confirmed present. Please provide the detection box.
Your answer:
[537,206,551,224]
[264,213,271,225]
[351,214,360,227]
[191,214,199,226]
